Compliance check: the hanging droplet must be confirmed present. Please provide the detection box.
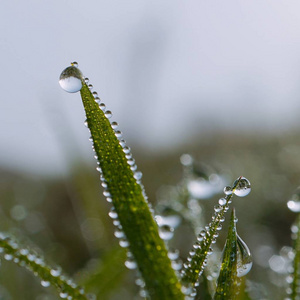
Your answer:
[287,186,300,213]
[125,257,137,270]
[159,225,174,241]
[218,198,227,206]
[59,65,83,93]
[168,248,180,260]
[236,234,253,277]
[41,280,50,287]
[105,110,112,119]
[233,176,251,197]
[224,186,233,195]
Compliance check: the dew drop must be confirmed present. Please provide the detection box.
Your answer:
[168,248,180,260]
[237,234,253,277]
[287,187,300,212]
[223,186,233,195]
[59,65,83,93]
[104,110,112,118]
[111,121,118,129]
[119,238,129,248]
[84,77,89,84]
[108,208,118,219]
[134,171,143,181]
[41,280,50,287]
[4,254,13,261]
[233,176,251,197]
[159,225,174,241]
[50,267,62,277]
[99,103,106,111]
[218,198,227,206]
[125,257,137,270]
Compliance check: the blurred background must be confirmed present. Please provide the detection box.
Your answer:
[1,1,300,299]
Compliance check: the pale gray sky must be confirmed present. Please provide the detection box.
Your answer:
[1,1,300,174]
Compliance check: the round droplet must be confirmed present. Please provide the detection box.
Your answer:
[237,234,253,277]
[287,187,300,213]
[224,186,233,195]
[59,66,83,93]
[50,267,62,277]
[119,238,129,248]
[105,110,112,119]
[41,280,50,287]
[159,225,174,241]
[125,257,137,270]
[233,177,251,197]
[218,198,226,206]
[168,248,180,260]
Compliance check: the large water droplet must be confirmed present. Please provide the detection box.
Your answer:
[59,65,83,93]
[233,176,251,197]
[287,186,300,212]
[237,234,253,277]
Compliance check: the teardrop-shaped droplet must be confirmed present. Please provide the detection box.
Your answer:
[59,65,83,93]
[287,186,300,212]
[236,234,253,277]
[233,177,251,197]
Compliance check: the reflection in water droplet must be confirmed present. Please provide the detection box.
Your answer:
[287,186,300,212]
[59,66,83,93]
[159,225,174,240]
[224,186,233,195]
[237,234,253,277]
[233,177,251,197]
[41,280,50,287]
[105,110,112,118]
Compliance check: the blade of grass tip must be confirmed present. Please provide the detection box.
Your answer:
[214,208,239,300]
[59,64,184,299]
[0,233,89,299]
[289,214,300,299]
[181,176,251,289]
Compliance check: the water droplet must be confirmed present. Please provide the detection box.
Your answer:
[119,238,129,248]
[84,77,89,84]
[168,248,180,260]
[104,110,112,118]
[111,121,118,129]
[41,280,50,287]
[88,84,93,90]
[108,208,118,219]
[50,267,62,277]
[224,186,233,195]
[4,254,13,261]
[115,130,122,138]
[59,292,68,298]
[99,103,106,111]
[180,154,193,166]
[134,171,143,181]
[237,234,253,277]
[114,230,125,239]
[71,61,78,67]
[233,176,251,197]
[159,225,174,240]
[172,259,182,271]
[59,66,83,93]
[287,186,300,212]
[218,198,226,206]
[125,257,137,270]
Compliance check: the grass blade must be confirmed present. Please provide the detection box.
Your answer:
[214,208,239,300]
[79,83,183,299]
[181,176,249,286]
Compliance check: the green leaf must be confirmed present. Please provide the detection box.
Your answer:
[214,208,239,300]
[79,83,184,299]
[181,176,244,285]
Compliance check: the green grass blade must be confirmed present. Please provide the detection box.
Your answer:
[181,176,245,285]
[79,83,184,299]
[214,208,239,300]
[0,233,88,299]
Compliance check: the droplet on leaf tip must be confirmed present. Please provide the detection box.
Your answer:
[59,65,83,93]
[233,176,251,197]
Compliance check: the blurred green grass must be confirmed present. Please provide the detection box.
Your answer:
[0,131,299,299]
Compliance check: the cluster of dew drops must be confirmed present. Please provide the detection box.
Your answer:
[179,176,253,298]
[59,62,156,298]
[0,233,94,300]
[59,63,253,299]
